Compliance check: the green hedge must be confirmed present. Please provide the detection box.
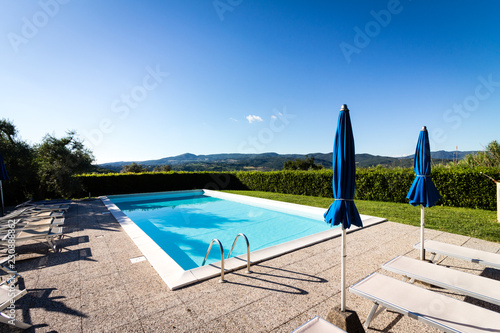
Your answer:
[355,168,414,202]
[76,172,247,197]
[234,170,333,197]
[432,168,499,210]
[355,167,500,210]
[75,168,500,210]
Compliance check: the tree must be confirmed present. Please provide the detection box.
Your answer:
[0,119,38,203]
[121,163,149,173]
[35,131,95,198]
[461,140,500,168]
[152,164,172,172]
[283,155,324,170]
[0,119,17,144]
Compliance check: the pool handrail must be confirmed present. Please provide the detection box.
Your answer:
[201,238,225,283]
[227,233,251,273]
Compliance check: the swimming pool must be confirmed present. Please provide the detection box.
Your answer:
[101,190,386,289]
[108,192,335,270]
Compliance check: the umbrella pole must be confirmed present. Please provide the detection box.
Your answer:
[420,205,425,260]
[341,226,346,312]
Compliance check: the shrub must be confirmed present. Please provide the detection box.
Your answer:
[235,170,332,197]
[355,167,414,203]
[76,172,247,197]
[75,167,500,210]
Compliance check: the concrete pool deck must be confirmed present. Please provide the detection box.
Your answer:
[3,199,500,332]
[101,190,387,290]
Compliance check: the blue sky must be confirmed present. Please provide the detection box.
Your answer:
[1,1,499,163]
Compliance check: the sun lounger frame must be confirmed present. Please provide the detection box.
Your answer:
[0,217,65,233]
[292,316,347,333]
[349,273,500,333]
[416,239,500,268]
[382,255,500,306]
[0,281,31,329]
[0,226,64,252]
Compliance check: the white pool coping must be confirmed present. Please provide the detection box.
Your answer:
[100,190,387,290]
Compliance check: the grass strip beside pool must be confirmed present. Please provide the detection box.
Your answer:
[223,190,499,243]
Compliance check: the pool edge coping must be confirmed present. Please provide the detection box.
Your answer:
[100,190,387,290]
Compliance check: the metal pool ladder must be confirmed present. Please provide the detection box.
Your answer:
[201,233,251,283]
[201,239,225,283]
[227,233,251,274]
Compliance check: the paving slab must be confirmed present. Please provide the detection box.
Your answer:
[0,199,498,333]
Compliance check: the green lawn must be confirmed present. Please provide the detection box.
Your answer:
[223,190,500,243]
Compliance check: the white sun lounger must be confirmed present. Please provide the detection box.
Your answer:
[292,316,347,333]
[16,200,69,211]
[0,208,29,222]
[416,239,500,268]
[25,217,64,229]
[0,256,21,285]
[0,217,64,234]
[382,255,500,306]
[0,225,63,252]
[21,210,64,221]
[0,281,31,329]
[0,210,64,226]
[25,204,69,213]
[349,273,500,332]
[1,215,64,227]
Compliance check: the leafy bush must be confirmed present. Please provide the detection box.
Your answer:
[355,167,414,203]
[460,140,500,168]
[432,167,499,210]
[76,172,247,197]
[283,156,323,170]
[355,166,499,210]
[235,170,332,197]
[0,120,38,204]
[1,119,95,203]
[35,131,94,199]
[75,167,499,210]
[120,163,149,173]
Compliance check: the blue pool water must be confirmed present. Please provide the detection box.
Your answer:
[109,193,334,270]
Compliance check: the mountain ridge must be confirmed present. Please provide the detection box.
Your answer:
[98,150,477,172]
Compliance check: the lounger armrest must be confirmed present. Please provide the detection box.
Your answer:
[5,273,21,285]
[14,200,32,209]
[0,221,20,232]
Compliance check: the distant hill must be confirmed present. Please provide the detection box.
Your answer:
[402,150,476,160]
[99,150,477,172]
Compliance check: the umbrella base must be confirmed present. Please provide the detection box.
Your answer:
[326,305,364,333]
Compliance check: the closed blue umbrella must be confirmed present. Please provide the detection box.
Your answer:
[0,152,9,217]
[324,104,362,312]
[406,126,441,260]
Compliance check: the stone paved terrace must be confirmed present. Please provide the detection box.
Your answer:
[2,199,500,333]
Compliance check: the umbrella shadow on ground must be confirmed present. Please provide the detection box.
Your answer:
[439,265,483,274]
[253,264,328,283]
[35,246,96,269]
[65,199,125,234]
[224,264,327,295]
[479,267,500,281]
[55,234,90,250]
[225,272,308,295]
[16,288,88,332]
[368,312,405,332]
[0,246,96,283]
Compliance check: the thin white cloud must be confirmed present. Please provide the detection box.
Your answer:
[246,115,263,123]
[271,115,278,119]
[229,117,239,122]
